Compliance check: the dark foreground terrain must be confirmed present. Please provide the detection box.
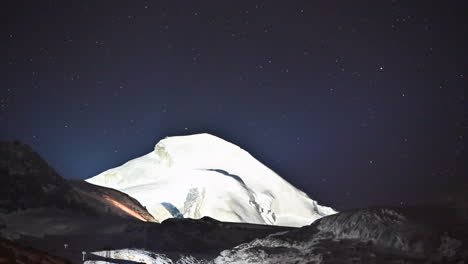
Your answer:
[1,141,467,263]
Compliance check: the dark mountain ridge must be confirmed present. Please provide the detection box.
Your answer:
[0,141,157,240]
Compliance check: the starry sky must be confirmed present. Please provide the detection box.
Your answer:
[2,1,467,210]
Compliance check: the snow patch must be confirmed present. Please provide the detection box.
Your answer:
[91,249,208,264]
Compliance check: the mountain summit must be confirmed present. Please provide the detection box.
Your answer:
[86,133,336,226]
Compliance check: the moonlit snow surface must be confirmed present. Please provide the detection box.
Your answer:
[86,133,336,227]
[91,249,173,264]
[91,249,206,264]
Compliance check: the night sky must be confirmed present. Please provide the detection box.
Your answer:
[2,1,467,210]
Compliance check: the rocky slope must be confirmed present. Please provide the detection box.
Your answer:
[212,196,468,263]
[0,141,156,239]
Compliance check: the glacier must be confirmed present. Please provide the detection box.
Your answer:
[86,133,336,227]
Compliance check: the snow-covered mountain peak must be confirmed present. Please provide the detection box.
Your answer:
[155,133,238,152]
[86,133,336,227]
[153,133,252,169]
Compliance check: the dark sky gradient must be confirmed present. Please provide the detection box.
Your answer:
[2,1,467,210]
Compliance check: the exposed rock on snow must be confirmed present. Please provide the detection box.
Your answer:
[212,205,468,264]
[87,133,336,227]
[312,208,438,255]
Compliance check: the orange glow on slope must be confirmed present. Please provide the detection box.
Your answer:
[103,195,147,222]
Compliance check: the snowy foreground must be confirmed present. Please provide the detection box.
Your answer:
[87,133,335,227]
[85,249,206,264]
[82,208,467,264]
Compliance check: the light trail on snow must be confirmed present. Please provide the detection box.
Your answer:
[102,195,147,222]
